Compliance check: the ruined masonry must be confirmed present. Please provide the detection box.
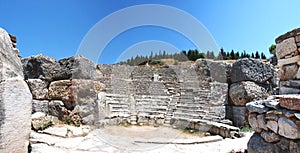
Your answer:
[0,26,280,152]
[247,28,300,153]
[0,28,32,153]
[21,40,276,140]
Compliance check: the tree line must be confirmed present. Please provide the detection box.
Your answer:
[119,49,267,66]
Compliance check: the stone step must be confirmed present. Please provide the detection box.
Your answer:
[137,113,165,118]
[109,112,130,118]
[174,109,206,114]
[173,112,201,119]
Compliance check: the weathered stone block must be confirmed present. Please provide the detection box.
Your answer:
[278,117,300,139]
[48,80,73,106]
[246,101,269,114]
[53,55,96,80]
[26,79,49,100]
[48,79,101,107]
[48,100,65,118]
[22,54,57,80]
[196,59,231,83]
[280,80,300,88]
[248,113,261,133]
[276,37,297,59]
[264,99,280,109]
[232,106,247,127]
[279,86,300,95]
[247,133,279,153]
[278,55,300,67]
[267,120,278,133]
[0,27,32,153]
[278,64,298,80]
[32,100,48,114]
[257,114,268,131]
[0,79,32,153]
[209,82,228,106]
[261,131,280,143]
[229,81,269,106]
[279,95,300,111]
[230,58,275,85]
[295,35,300,43]
[48,79,101,124]
[0,30,24,82]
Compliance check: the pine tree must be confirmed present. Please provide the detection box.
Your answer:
[230,50,235,60]
[255,51,260,59]
[261,52,267,59]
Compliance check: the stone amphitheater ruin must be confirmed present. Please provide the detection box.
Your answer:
[0,27,299,152]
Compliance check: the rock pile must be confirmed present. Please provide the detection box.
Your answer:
[246,96,300,153]
[0,28,32,153]
[247,28,300,153]
[228,58,276,127]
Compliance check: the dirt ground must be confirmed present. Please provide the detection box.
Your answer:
[101,125,206,139]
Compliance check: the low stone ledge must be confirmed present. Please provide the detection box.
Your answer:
[170,118,239,138]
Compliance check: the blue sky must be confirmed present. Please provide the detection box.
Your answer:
[1,0,300,64]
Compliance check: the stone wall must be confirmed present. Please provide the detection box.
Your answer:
[0,28,32,153]
[23,53,277,138]
[246,96,300,153]
[22,55,102,125]
[96,60,230,127]
[228,59,276,127]
[247,28,300,153]
[276,28,300,94]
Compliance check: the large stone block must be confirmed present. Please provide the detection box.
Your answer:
[0,29,24,81]
[26,79,49,100]
[247,133,279,153]
[229,81,269,106]
[280,80,300,88]
[209,82,228,106]
[32,100,49,114]
[48,79,101,108]
[54,55,96,80]
[230,58,275,85]
[279,95,300,111]
[22,55,96,81]
[246,101,269,114]
[0,27,32,153]
[278,55,300,67]
[278,64,298,81]
[279,86,300,95]
[22,54,57,80]
[276,37,297,59]
[248,113,261,132]
[48,79,101,124]
[278,117,300,139]
[232,106,247,127]
[0,79,32,153]
[196,59,231,83]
